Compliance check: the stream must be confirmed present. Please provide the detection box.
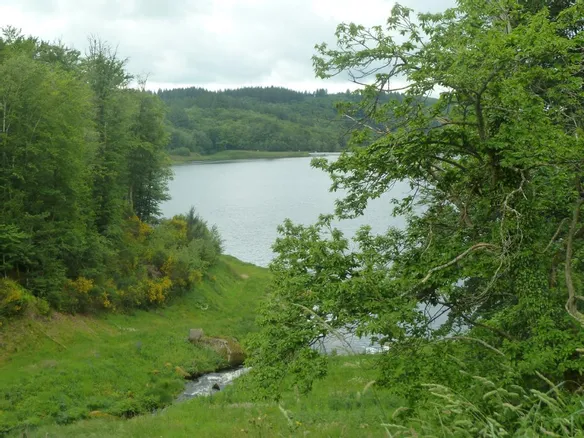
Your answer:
[176,367,250,401]
[176,340,391,402]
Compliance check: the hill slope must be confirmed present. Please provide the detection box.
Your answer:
[0,256,270,435]
[158,87,361,155]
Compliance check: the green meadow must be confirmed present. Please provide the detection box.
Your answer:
[24,355,401,438]
[1,256,270,435]
[3,255,402,438]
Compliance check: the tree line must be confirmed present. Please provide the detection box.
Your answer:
[0,28,221,316]
[158,86,405,155]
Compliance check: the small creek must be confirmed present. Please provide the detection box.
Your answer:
[176,339,389,402]
[176,367,250,401]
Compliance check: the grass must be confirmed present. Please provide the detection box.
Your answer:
[0,255,271,435]
[169,150,311,164]
[24,355,403,437]
[2,254,404,437]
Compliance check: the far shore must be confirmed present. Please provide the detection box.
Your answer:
[169,150,341,164]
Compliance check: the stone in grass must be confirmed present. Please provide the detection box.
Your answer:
[189,328,204,342]
[200,337,245,367]
[188,328,245,367]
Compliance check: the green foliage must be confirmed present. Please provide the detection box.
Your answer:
[0,279,31,319]
[159,86,376,154]
[127,89,172,221]
[0,28,203,317]
[247,0,584,435]
[385,374,584,437]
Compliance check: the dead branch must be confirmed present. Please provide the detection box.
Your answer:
[343,114,387,135]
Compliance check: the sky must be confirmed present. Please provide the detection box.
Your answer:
[0,0,455,92]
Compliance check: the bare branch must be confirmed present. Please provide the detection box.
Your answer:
[343,114,387,135]
[420,243,500,284]
[565,198,584,327]
[543,218,567,253]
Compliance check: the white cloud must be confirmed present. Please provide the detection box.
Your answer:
[0,0,455,91]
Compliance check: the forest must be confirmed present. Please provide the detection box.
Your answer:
[0,28,222,317]
[159,86,399,155]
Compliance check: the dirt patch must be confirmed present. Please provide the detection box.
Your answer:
[240,274,249,279]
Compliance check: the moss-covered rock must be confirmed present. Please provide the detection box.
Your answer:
[191,334,246,367]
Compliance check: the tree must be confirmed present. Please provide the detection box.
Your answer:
[127,88,172,221]
[0,29,94,298]
[82,38,133,235]
[0,29,175,308]
[247,0,584,409]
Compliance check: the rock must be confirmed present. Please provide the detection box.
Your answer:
[189,328,204,342]
[212,383,220,391]
[188,329,245,367]
[201,336,246,367]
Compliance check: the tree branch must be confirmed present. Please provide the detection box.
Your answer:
[565,197,584,327]
[543,218,567,253]
[458,313,516,341]
[420,243,500,284]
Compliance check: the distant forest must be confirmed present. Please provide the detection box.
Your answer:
[158,86,399,155]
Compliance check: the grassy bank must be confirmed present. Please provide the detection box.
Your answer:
[0,256,270,435]
[25,355,402,437]
[2,254,404,437]
[170,150,311,164]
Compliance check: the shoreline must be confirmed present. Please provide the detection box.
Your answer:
[169,150,341,165]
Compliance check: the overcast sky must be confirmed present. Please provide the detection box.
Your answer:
[0,0,455,92]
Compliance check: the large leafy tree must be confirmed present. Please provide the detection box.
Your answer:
[0,30,94,296]
[127,85,172,221]
[247,0,584,402]
[82,38,133,235]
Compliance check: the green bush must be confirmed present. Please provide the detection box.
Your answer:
[0,209,224,315]
[0,279,32,319]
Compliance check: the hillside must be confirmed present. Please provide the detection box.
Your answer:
[0,256,270,435]
[159,86,371,156]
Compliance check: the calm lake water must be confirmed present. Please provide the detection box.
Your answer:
[162,156,410,268]
[161,156,446,353]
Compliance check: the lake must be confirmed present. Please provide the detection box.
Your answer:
[161,156,416,354]
[161,156,410,268]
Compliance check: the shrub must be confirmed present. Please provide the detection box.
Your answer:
[62,277,95,313]
[146,277,173,304]
[0,279,32,319]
